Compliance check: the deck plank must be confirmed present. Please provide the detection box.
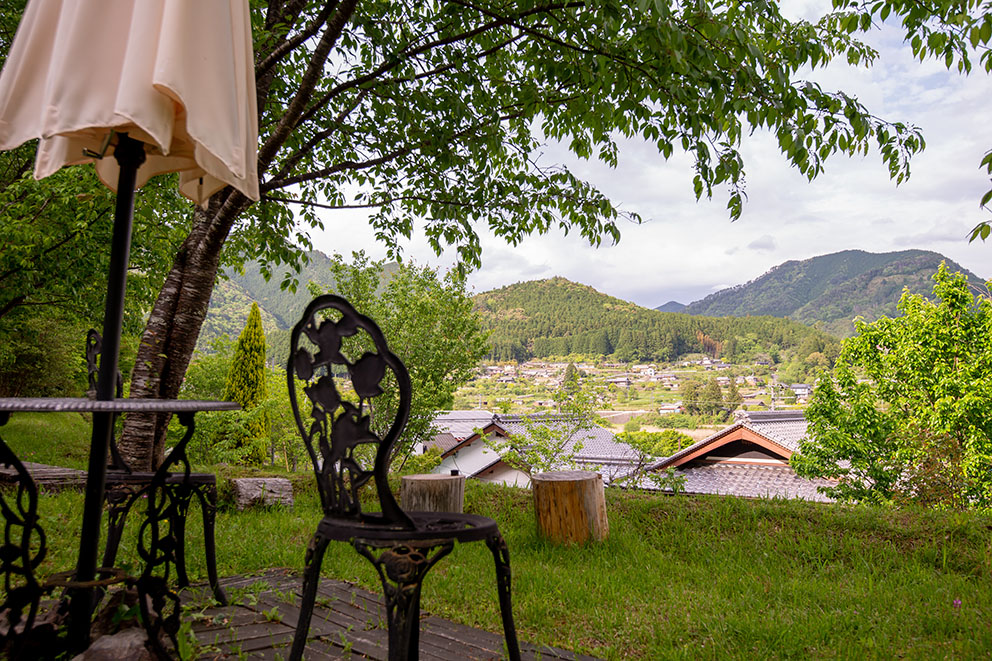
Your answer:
[181,569,599,660]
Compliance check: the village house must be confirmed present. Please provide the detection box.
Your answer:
[631,410,834,501]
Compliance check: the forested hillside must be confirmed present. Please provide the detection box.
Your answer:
[197,252,399,357]
[475,277,837,363]
[683,250,985,336]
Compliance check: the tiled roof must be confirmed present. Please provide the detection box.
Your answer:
[648,410,808,470]
[431,410,495,441]
[428,431,459,453]
[625,410,834,501]
[742,410,808,453]
[668,464,833,502]
[494,415,639,463]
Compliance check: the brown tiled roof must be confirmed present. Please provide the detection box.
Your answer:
[628,410,835,501]
[675,464,833,502]
[426,431,459,453]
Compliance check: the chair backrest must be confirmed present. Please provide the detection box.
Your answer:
[287,295,413,527]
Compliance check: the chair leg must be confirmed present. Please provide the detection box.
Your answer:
[290,531,331,661]
[353,541,454,661]
[192,483,227,605]
[486,532,521,661]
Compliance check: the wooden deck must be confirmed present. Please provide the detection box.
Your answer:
[183,569,599,660]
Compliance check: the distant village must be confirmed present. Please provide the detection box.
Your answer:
[457,357,813,413]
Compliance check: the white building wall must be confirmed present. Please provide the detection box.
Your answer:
[436,436,502,477]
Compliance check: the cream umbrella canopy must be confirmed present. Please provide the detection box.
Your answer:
[0,0,259,204]
[0,0,258,648]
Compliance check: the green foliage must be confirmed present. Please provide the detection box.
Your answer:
[235,0,926,277]
[399,447,444,476]
[486,383,600,477]
[219,303,269,464]
[0,309,91,397]
[826,0,992,242]
[793,264,992,508]
[700,378,726,417]
[725,379,743,411]
[310,252,490,460]
[477,277,837,363]
[182,337,236,400]
[617,429,693,459]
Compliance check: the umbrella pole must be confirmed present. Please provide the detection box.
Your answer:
[68,134,145,650]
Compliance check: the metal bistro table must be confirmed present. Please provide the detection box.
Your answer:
[0,396,239,657]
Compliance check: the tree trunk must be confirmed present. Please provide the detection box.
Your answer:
[532,470,608,544]
[118,193,246,470]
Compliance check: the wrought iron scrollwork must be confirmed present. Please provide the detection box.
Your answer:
[134,410,199,660]
[0,412,48,654]
[289,295,412,526]
[353,540,454,655]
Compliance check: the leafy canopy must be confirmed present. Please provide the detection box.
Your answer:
[793,264,992,508]
[238,0,926,280]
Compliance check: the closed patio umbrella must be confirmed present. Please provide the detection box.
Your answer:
[0,0,258,648]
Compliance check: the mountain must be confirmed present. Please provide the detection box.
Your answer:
[655,300,686,313]
[474,277,836,363]
[197,251,402,358]
[683,250,985,336]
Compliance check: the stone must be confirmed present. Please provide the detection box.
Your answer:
[229,477,294,510]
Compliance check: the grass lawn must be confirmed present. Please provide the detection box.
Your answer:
[26,480,992,660]
[6,412,991,658]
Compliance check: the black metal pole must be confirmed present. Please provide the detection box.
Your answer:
[68,134,145,650]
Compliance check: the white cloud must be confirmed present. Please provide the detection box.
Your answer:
[748,235,778,252]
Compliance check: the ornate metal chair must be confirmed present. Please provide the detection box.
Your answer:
[287,295,520,661]
[84,330,226,607]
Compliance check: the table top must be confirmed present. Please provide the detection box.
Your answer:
[0,397,240,413]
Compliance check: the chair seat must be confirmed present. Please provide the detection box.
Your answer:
[316,511,499,545]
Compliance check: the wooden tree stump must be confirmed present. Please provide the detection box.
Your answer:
[532,470,608,544]
[401,473,465,513]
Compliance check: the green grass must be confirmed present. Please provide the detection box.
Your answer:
[1,412,92,469]
[24,481,992,659]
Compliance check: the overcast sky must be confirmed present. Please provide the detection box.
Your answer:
[309,8,992,309]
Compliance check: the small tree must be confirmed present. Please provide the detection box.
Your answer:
[486,383,600,479]
[701,378,725,417]
[219,303,268,464]
[314,253,490,463]
[680,380,703,415]
[793,265,992,508]
[725,380,743,412]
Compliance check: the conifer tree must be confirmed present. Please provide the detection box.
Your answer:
[221,302,269,462]
[726,380,743,411]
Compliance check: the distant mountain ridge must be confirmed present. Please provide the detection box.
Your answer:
[679,249,985,336]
